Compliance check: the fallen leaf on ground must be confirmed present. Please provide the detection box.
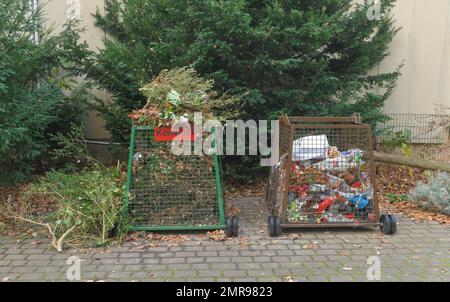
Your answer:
[285,275,295,282]
[288,233,301,240]
[125,232,140,242]
[377,164,450,225]
[225,178,266,199]
[240,237,250,249]
[226,204,241,217]
[302,241,319,250]
[207,230,227,241]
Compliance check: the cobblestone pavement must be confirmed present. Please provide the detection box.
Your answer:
[0,198,449,282]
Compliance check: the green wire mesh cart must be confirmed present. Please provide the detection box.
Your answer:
[125,126,238,236]
[266,116,397,236]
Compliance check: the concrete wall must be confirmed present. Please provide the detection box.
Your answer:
[42,0,450,139]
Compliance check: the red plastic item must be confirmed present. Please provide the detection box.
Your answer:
[316,198,334,214]
[352,182,362,189]
[344,213,355,220]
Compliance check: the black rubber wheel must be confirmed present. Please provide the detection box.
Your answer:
[267,216,275,237]
[268,216,282,237]
[225,217,233,237]
[108,223,119,239]
[388,214,397,235]
[273,216,282,237]
[231,217,239,237]
[380,214,392,235]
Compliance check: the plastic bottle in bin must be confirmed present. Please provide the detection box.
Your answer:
[316,198,334,214]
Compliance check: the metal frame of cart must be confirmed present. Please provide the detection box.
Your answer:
[267,116,397,236]
[125,126,238,235]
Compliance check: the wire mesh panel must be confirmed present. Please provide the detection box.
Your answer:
[126,127,224,230]
[277,117,378,227]
[376,114,450,162]
[378,114,449,144]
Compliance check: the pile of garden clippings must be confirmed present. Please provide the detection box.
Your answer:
[126,68,238,227]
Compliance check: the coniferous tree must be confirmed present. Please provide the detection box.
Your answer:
[0,0,89,182]
[88,0,400,145]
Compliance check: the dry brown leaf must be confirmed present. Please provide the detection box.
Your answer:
[302,241,319,250]
[288,233,302,240]
[285,275,295,282]
[377,163,450,225]
[239,237,250,249]
[207,230,227,241]
[226,204,241,217]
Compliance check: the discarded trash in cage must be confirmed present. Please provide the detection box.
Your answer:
[266,116,397,236]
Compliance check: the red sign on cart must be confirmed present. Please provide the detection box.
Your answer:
[154,126,196,142]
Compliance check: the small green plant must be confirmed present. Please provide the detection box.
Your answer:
[50,123,100,172]
[385,193,408,204]
[381,129,413,156]
[287,202,301,222]
[408,172,450,215]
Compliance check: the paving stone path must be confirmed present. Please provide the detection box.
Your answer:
[0,198,449,282]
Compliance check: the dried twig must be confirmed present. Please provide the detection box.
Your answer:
[11,215,76,252]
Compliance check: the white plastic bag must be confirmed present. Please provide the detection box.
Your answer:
[292,135,329,161]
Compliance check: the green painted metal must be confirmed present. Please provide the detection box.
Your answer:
[124,126,135,216]
[125,125,225,231]
[212,127,226,226]
[132,224,226,232]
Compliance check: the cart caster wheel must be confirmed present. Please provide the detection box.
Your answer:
[231,217,239,237]
[225,218,233,237]
[388,214,397,235]
[380,214,397,235]
[267,216,274,237]
[268,216,281,237]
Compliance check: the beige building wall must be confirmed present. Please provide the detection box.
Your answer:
[43,0,109,140]
[379,0,450,114]
[42,0,450,139]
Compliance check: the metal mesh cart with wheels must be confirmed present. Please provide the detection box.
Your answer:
[125,126,238,236]
[266,116,397,236]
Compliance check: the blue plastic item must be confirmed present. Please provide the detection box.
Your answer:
[352,195,369,209]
